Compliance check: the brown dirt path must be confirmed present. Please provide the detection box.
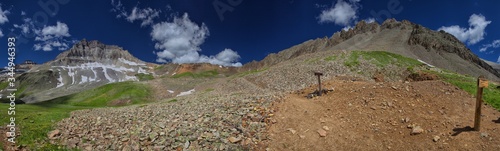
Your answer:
[266,79,500,150]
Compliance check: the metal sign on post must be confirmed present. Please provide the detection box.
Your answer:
[474,75,488,131]
[314,72,323,96]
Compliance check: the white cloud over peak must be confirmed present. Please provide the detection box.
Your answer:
[151,13,242,67]
[318,0,360,26]
[34,21,73,51]
[480,39,500,52]
[14,19,74,51]
[39,21,71,39]
[438,14,491,45]
[125,7,160,26]
[111,0,161,27]
[365,18,375,23]
[497,56,500,63]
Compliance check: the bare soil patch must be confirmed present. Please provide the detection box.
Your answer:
[266,78,500,150]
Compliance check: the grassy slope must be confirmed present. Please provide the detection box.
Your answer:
[0,81,152,150]
[428,70,500,110]
[135,73,154,81]
[342,51,422,69]
[171,70,219,78]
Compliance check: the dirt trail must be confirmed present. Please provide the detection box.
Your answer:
[266,78,500,150]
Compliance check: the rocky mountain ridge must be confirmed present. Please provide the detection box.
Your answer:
[243,19,500,80]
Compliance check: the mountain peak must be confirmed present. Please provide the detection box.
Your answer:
[53,39,143,66]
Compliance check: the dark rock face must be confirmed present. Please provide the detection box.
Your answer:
[53,39,144,66]
[408,25,500,78]
[330,20,380,45]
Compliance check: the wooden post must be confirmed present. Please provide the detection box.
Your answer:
[474,75,488,131]
[314,72,324,96]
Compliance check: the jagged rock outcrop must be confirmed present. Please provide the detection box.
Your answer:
[408,25,500,78]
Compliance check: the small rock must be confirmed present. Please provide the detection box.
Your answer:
[299,135,305,139]
[320,118,326,123]
[184,141,190,149]
[157,123,166,129]
[219,144,226,150]
[391,86,398,90]
[121,138,129,142]
[286,128,297,134]
[48,129,61,139]
[481,132,489,138]
[433,136,440,142]
[242,138,252,146]
[154,146,165,150]
[317,129,327,137]
[403,117,410,123]
[411,126,424,135]
[228,137,241,143]
[271,119,277,124]
[322,126,330,131]
[370,106,377,110]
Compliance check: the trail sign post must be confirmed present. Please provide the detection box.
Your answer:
[474,75,488,131]
[314,72,324,96]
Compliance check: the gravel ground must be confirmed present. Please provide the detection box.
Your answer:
[50,50,415,150]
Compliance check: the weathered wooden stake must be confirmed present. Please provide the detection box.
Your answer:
[474,75,488,131]
[314,72,324,96]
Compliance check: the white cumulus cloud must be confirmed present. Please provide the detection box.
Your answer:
[497,56,500,63]
[0,4,9,38]
[0,5,9,24]
[318,0,360,26]
[438,14,491,45]
[125,7,160,26]
[151,13,242,67]
[480,39,500,52]
[38,21,71,39]
[20,21,75,51]
[112,0,161,27]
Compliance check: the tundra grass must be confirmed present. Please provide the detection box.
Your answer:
[1,81,153,150]
[344,51,422,69]
[0,103,87,150]
[234,67,269,78]
[171,70,219,78]
[45,81,152,107]
[135,73,154,81]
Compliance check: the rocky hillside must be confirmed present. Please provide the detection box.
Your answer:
[243,19,500,81]
[2,40,156,103]
[483,59,500,74]
[153,63,239,77]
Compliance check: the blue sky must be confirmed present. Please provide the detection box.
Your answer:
[0,0,499,67]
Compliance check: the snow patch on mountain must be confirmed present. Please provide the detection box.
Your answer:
[177,89,195,97]
[119,58,146,66]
